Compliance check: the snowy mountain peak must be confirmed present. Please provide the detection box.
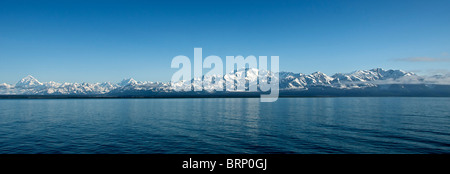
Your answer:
[16,75,43,88]
[118,78,138,87]
[311,71,328,76]
[370,67,385,72]
[0,83,12,89]
[22,75,37,81]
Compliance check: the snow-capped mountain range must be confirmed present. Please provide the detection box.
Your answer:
[0,68,449,95]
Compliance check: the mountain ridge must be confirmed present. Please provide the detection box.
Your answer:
[1,68,449,96]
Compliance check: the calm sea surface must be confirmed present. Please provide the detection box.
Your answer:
[0,97,449,154]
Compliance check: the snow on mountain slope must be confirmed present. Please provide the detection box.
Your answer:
[15,75,43,88]
[118,78,138,87]
[332,68,416,82]
[0,83,12,88]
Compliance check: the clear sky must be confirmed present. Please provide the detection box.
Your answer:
[1,0,449,84]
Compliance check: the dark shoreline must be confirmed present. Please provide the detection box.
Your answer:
[2,84,450,99]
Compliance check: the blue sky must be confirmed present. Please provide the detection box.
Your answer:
[1,0,449,84]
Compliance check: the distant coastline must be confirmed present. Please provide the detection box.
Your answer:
[2,84,450,99]
[2,69,450,99]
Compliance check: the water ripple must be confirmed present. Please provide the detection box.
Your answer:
[0,97,449,154]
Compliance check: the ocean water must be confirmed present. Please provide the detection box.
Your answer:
[0,97,449,154]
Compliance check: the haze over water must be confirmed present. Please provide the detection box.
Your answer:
[0,97,449,154]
